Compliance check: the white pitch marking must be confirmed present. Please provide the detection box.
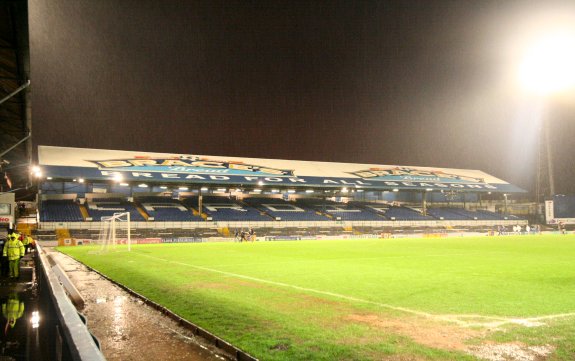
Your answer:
[133,251,575,328]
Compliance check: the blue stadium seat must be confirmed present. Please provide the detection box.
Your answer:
[184,196,270,221]
[86,198,145,221]
[40,199,84,222]
[137,196,202,221]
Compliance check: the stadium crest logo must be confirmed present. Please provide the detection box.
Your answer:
[348,167,485,184]
[89,156,295,177]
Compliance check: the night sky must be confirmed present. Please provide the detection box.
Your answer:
[28,0,575,195]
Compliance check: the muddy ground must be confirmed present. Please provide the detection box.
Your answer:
[46,248,232,361]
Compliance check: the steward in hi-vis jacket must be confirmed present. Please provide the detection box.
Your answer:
[3,230,24,279]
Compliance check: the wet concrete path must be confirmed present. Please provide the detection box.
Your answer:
[0,252,71,360]
[46,248,232,361]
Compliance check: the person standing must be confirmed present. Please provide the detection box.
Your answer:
[20,233,30,254]
[0,235,7,277]
[3,230,24,279]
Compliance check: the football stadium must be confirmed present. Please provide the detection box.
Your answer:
[2,1,575,361]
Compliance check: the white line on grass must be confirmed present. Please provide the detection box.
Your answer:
[133,252,575,328]
[208,253,475,268]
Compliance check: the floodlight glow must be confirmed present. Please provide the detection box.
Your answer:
[287,189,295,193]
[47,177,53,180]
[78,178,85,183]
[178,187,189,191]
[305,189,314,193]
[31,311,40,329]
[425,188,433,191]
[392,189,399,192]
[160,186,168,189]
[341,188,349,193]
[31,166,40,173]
[120,183,129,186]
[253,189,262,192]
[113,174,123,182]
[258,181,264,186]
[356,189,364,192]
[200,187,208,191]
[271,189,279,193]
[138,183,148,188]
[519,29,575,95]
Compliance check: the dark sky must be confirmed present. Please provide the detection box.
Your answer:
[28,0,575,195]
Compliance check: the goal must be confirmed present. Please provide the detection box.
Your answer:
[97,212,132,252]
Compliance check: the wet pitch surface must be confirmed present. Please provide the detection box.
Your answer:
[47,249,231,361]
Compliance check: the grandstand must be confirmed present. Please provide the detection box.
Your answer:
[32,146,533,242]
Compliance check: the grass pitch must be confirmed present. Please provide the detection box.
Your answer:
[59,235,575,360]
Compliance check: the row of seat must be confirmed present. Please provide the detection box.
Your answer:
[39,197,517,222]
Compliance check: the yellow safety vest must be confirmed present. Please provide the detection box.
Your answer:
[3,238,24,261]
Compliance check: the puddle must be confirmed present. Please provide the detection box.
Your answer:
[50,249,232,361]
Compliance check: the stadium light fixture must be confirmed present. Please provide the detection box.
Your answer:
[160,186,168,189]
[113,174,123,183]
[46,177,53,180]
[392,189,399,192]
[78,178,85,183]
[258,180,264,186]
[271,189,279,193]
[138,183,148,188]
[200,187,208,191]
[120,183,129,187]
[31,165,43,178]
[253,188,262,193]
[356,189,364,192]
[341,188,349,193]
[178,186,189,191]
[287,189,296,193]
[425,188,433,191]
[519,29,575,95]
[305,189,314,193]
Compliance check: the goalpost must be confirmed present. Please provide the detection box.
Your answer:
[97,212,131,252]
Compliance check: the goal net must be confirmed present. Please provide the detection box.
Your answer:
[97,212,132,252]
